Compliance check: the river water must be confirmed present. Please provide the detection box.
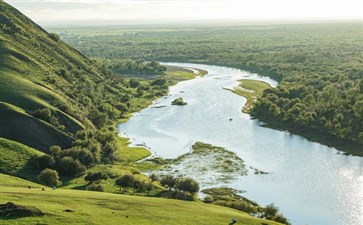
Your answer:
[118,63,363,225]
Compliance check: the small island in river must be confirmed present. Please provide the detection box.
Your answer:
[171,97,187,105]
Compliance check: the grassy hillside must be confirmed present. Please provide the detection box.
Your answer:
[0,173,281,225]
[0,0,95,150]
[0,102,74,151]
[0,138,43,181]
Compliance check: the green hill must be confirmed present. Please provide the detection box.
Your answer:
[0,138,43,181]
[0,0,91,150]
[0,173,281,225]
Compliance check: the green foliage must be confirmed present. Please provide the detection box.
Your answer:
[264,203,279,219]
[49,33,60,42]
[34,154,55,170]
[57,157,86,176]
[160,175,177,191]
[115,174,134,192]
[95,58,166,75]
[37,168,61,187]
[171,97,187,106]
[61,23,363,153]
[86,183,104,192]
[175,178,199,194]
[84,171,108,184]
[263,203,291,225]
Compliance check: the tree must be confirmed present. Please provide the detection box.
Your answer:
[75,149,95,167]
[151,78,167,86]
[86,184,104,192]
[145,182,154,196]
[38,169,61,187]
[57,157,86,176]
[149,174,159,182]
[176,178,200,194]
[102,141,118,162]
[160,175,177,191]
[49,145,62,158]
[115,174,134,192]
[84,171,108,184]
[132,179,144,193]
[129,79,140,88]
[264,203,279,219]
[35,154,55,170]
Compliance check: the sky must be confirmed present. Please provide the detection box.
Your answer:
[5,0,363,26]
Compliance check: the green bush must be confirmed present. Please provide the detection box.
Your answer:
[49,33,60,42]
[38,168,61,187]
[86,184,104,192]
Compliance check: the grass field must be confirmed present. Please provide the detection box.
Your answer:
[117,137,151,163]
[0,173,281,225]
[228,79,271,113]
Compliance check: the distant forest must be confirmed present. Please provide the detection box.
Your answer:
[60,23,363,153]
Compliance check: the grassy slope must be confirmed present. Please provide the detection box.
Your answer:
[228,79,271,113]
[0,102,74,151]
[0,0,97,151]
[0,174,281,225]
[0,138,43,181]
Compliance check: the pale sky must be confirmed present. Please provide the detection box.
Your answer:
[6,0,363,25]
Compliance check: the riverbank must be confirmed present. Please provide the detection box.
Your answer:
[226,79,272,113]
[227,79,362,156]
[252,115,363,156]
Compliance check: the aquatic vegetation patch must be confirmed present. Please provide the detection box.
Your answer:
[145,142,248,186]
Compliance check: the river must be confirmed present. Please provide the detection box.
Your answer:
[118,63,363,225]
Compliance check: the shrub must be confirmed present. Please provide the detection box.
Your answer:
[102,141,118,162]
[31,108,52,121]
[176,178,199,194]
[115,174,134,192]
[160,175,177,191]
[149,173,159,182]
[273,214,291,225]
[84,171,108,184]
[49,145,62,158]
[132,179,144,193]
[145,182,154,196]
[35,154,55,170]
[57,157,86,176]
[203,195,214,203]
[264,203,279,219]
[49,33,60,42]
[38,169,61,187]
[86,184,104,192]
[171,98,187,106]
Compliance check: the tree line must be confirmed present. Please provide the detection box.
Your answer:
[61,23,363,153]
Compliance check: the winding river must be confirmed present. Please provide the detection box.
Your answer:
[118,63,363,225]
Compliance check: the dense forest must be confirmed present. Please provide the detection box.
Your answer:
[94,58,166,76]
[59,23,363,154]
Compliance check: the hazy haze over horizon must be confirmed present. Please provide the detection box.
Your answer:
[5,0,363,26]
